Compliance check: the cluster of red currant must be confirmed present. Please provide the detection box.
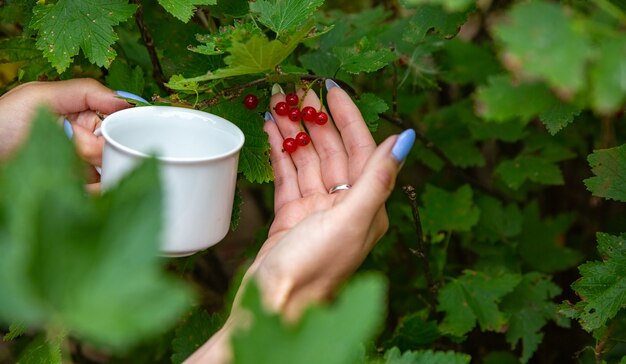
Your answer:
[242,89,329,154]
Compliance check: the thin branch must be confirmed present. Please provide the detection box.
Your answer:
[380,113,510,201]
[133,0,167,90]
[403,185,438,314]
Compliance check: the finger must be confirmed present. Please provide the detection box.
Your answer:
[40,78,132,115]
[338,129,415,230]
[264,112,301,211]
[270,85,325,196]
[85,183,101,195]
[298,88,349,191]
[325,80,376,182]
[72,119,105,166]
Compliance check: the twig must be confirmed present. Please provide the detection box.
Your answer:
[392,60,399,117]
[133,0,167,90]
[380,113,510,201]
[402,185,438,314]
[595,319,617,364]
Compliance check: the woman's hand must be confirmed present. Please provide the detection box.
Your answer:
[0,79,130,164]
[185,80,415,363]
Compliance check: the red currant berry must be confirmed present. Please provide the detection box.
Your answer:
[282,138,297,153]
[301,106,317,122]
[243,94,258,110]
[274,101,289,116]
[315,111,329,125]
[288,108,301,122]
[285,93,299,106]
[295,131,310,146]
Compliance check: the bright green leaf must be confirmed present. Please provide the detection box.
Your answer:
[517,202,581,273]
[420,184,480,236]
[584,145,626,202]
[500,273,562,363]
[495,155,564,190]
[355,93,388,132]
[383,347,471,364]
[250,0,324,35]
[29,0,137,72]
[232,274,387,364]
[571,233,626,331]
[438,270,521,336]
[158,0,216,22]
[493,1,591,93]
[335,37,397,74]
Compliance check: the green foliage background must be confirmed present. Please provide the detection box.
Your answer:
[1,0,626,363]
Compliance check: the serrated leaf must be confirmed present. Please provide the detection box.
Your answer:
[495,155,564,190]
[171,308,223,364]
[335,37,397,74]
[538,100,581,135]
[420,184,480,236]
[3,322,26,341]
[355,93,388,132]
[16,335,61,364]
[385,314,440,350]
[232,274,387,364]
[474,195,522,244]
[500,273,562,363]
[0,107,192,349]
[438,270,521,336]
[493,1,591,93]
[158,0,216,22]
[517,202,581,273]
[571,233,626,331]
[250,0,323,35]
[383,347,471,364]
[105,60,145,96]
[584,145,626,202]
[29,0,137,72]
[205,101,272,183]
[475,75,557,122]
[590,37,626,114]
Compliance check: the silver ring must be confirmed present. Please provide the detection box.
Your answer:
[328,184,352,194]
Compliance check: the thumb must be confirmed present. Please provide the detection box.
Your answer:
[339,129,416,220]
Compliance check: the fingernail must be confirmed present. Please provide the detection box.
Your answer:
[115,90,149,104]
[63,118,74,139]
[325,79,341,91]
[271,84,284,95]
[264,111,275,122]
[391,129,416,162]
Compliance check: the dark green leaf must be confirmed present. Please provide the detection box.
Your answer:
[105,60,145,96]
[157,0,217,22]
[171,308,223,364]
[420,184,480,236]
[383,347,471,364]
[439,39,502,85]
[474,195,522,244]
[538,101,581,135]
[584,145,626,202]
[29,0,137,72]
[355,93,388,132]
[386,314,440,350]
[16,335,61,364]
[495,155,564,190]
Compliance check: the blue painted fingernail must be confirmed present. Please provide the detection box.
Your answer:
[115,90,149,104]
[264,111,275,122]
[325,79,341,91]
[391,129,416,162]
[63,118,74,139]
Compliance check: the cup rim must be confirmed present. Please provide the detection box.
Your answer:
[101,106,245,164]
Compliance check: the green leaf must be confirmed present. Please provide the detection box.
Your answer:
[383,347,471,364]
[105,60,145,97]
[250,0,324,35]
[158,0,216,22]
[517,202,581,273]
[538,100,581,135]
[3,322,26,341]
[590,37,626,115]
[205,101,272,184]
[0,37,55,82]
[438,270,521,336]
[209,0,250,18]
[500,273,562,363]
[335,37,397,74]
[420,184,480,236]
[495,155,564,190]
[232,274,387,364]
[0,107,192,350]
[493,1,591,93]
[385,314,440,350]
[29,0,137,72]
[171,308,223,364]
[584,145,626,203]
[439,39,502,85]
[474,195,522,244]
[475,75,557,122]
[16,335,62,364]
[355,93,388,132]
[571,233,626,331]
[400,0,474,13]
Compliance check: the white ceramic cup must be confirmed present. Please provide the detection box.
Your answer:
[98,106,245,257]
